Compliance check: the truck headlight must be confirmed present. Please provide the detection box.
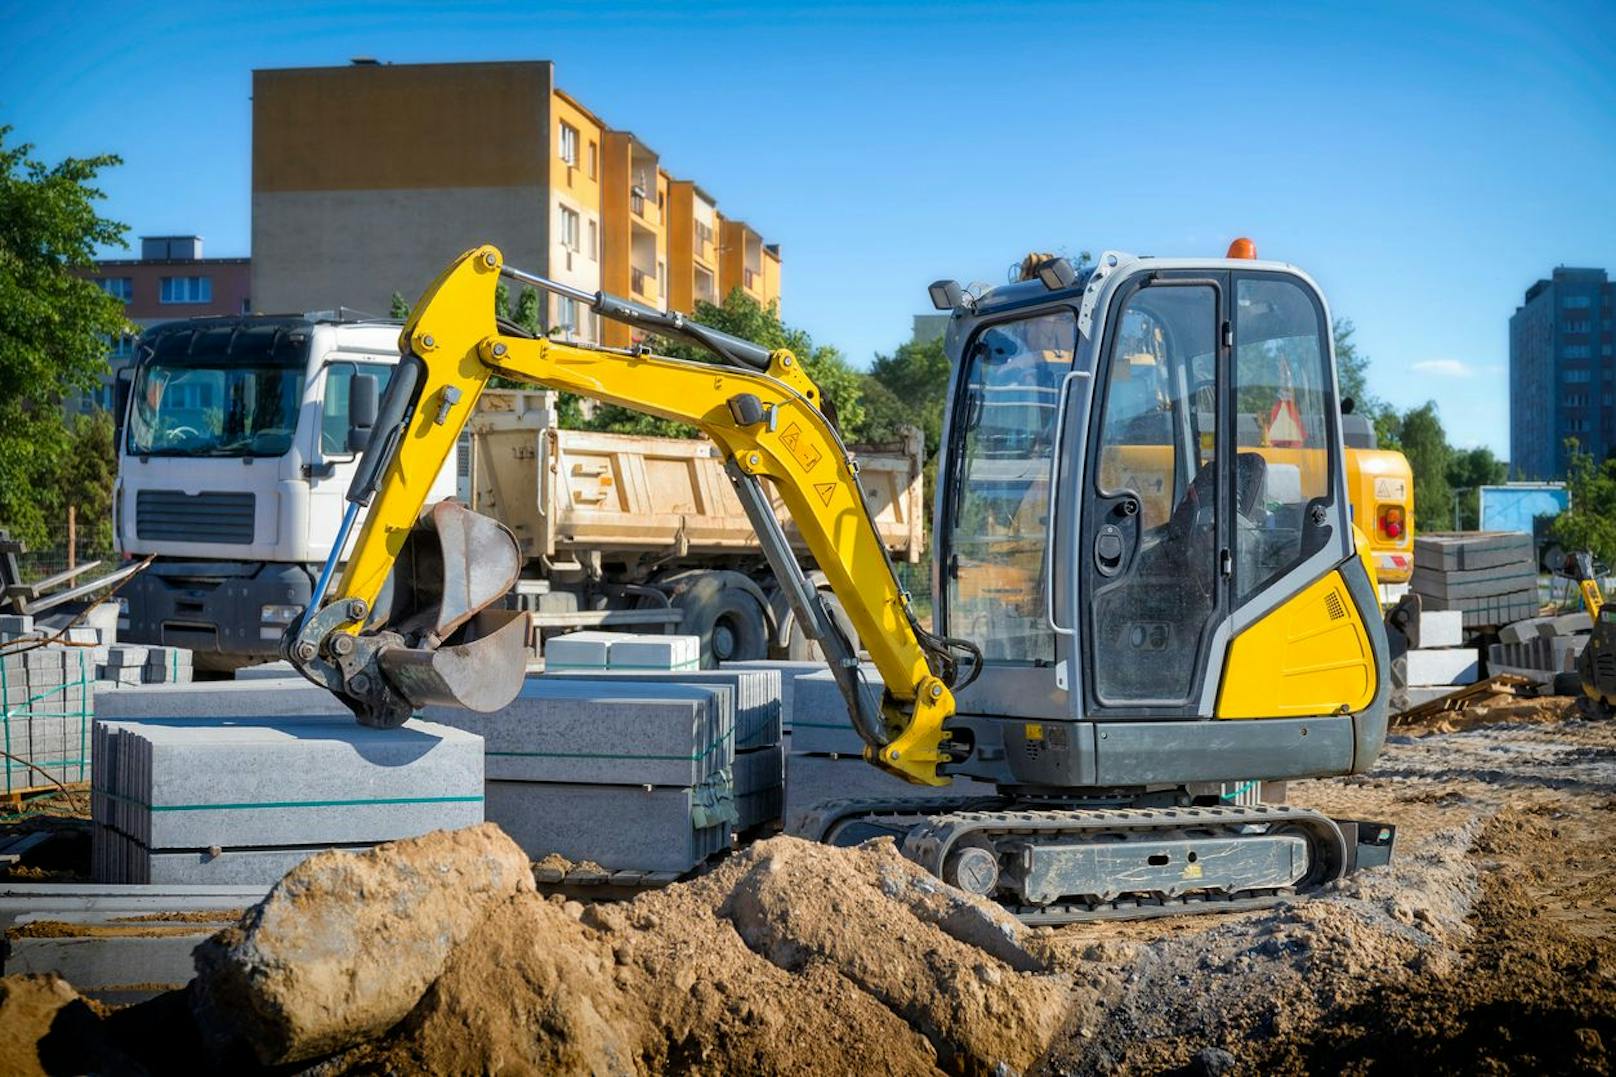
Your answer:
[260,604,303,625]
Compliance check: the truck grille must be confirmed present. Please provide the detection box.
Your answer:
[135,490,255,544]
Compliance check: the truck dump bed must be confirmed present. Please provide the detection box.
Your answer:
[466,391,924,564]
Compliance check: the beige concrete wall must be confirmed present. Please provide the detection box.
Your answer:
[252,186,547,315]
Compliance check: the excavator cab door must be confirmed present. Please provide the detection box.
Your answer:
[1081,273,1230,716]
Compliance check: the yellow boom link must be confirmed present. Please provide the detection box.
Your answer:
[329,244,953,784]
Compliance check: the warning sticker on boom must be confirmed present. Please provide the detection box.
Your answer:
[778,423,822,472]
[815,482,837,506]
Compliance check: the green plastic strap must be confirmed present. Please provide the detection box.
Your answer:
[1219,780,1260,802]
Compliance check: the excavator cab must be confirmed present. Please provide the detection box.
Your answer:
[932,250,1387,782]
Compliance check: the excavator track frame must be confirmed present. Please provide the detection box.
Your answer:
[792,798,1392,925]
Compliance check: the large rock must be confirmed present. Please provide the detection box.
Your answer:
[191,823,535,1065]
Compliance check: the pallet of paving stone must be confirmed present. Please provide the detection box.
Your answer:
[1389,674,1534,724]
[423,678,734,786]
[1415,589,1541,629]
[89,715,483,885]
[734,742,784,832]
[1,645,96,795]
[487,778,732,874]
[543,632,700,672]
[788,667,887,755]
[1414,532,1535,573]
[723,659,829,732]
[1411,563,1540,601]
[545,667,782,750]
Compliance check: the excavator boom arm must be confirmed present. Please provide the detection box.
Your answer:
[288,245,956,785]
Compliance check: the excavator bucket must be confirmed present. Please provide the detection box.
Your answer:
[371,501,530,716]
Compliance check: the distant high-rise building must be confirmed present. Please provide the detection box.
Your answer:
[1509,266,1616,479]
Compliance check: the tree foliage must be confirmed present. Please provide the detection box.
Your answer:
[0,127,129,548]
[1551,440,1616,565]
[388,291,411,320]
[578,287,866,439]
[1445,445,1508,531]
[1332,318,1385,419]
[1377,402,1453,529]
[862,334,951,456]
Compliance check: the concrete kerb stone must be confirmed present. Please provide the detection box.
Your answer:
[423,684,727,787]
[788,668,884,756]
[544,668,781,750]
[486,779,729,873]
[724,659,829,731]
[89,716,483,883]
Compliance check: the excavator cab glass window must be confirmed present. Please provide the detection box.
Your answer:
[1232,276,1335,601]
[945,310,1076,665]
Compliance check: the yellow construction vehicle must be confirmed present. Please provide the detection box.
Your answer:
[1557,552,1616,716]
[285,239,1395,922]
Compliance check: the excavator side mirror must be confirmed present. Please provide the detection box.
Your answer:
[929,280,964,311]
[348,373,380,452]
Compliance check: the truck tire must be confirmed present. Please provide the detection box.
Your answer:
[662,571,770,667]
[781,571,860,662]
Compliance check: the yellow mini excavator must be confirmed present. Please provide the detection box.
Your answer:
[285,239,1395,923]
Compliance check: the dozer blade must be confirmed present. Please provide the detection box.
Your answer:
[377,606,530,713]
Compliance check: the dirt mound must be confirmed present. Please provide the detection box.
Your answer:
[347,836,1070,1075]
[0,974,121,1077]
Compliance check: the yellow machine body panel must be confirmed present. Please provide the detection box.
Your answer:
[1344,447,1414,584]
[1216,566,1377,719]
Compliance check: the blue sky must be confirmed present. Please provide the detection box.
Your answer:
[4,0,1614,457]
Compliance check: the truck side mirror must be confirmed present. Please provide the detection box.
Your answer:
[348,373,379,453]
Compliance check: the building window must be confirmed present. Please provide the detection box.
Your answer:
[1564,367,1592,382]
[1561,320,1591,333]
[1565,346,1592,360]
[587,219,598,261]
[1563,295,1592,309]
[658,260,667,300]
[556,296,578,335]
[160,276,212,304]
[587,140,597,180]
[559,122,579,167]
[96,277,133,302]
[560,206,581,252]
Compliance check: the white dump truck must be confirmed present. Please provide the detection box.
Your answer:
[115,316,924,672]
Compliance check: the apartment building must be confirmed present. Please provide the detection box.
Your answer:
[251,60,780,346]
[79,235,251,410]
[1509,266,1616,478]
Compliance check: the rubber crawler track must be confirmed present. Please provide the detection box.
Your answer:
[790,797,1350,925]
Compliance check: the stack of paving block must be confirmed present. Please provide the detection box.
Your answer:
[425,677,739,874]
[725,659,832,733]
[551,667,786,832]
[1487,612,1591,686]
[90,715,483,884]
[785,668,999,827]
[96,644,193,687]
[543,631,700,672]
[1,645,96,794]
[1412,532,1540,629]
[1395,605,1480,709]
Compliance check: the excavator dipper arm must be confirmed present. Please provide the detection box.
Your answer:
[284,244,961,785]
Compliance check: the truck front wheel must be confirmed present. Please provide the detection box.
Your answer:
[663,571,769,667]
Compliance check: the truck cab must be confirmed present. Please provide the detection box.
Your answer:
[115,315,457,671]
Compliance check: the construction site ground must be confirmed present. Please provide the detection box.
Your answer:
[3,695,1614,1075]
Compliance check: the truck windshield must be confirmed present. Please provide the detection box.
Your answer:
[125,323,309,458]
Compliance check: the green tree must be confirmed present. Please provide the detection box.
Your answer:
[1551,440,1616,565]
[579,288,865,438]
[55,410,117,554]
[863,334,951,456]
[513,287,542,335]
[0,127,129,548]
[1390,402,1453,530]
[1332,318,1384,419]
[1445,445,1508,531]
[388,291,410,319]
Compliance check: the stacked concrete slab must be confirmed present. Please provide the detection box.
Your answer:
[1,645,96,793]
[543,631,700,672]
[95,643,193,688]
[1488,612,1592,685]
[785,669,998,827]
[724,659,830,732]
[90,715,483,884]
[425,677,740,873]
[95,676,340,720]
[1412,532,1539,628]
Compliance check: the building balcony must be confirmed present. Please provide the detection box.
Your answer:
[631,266,654,298]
